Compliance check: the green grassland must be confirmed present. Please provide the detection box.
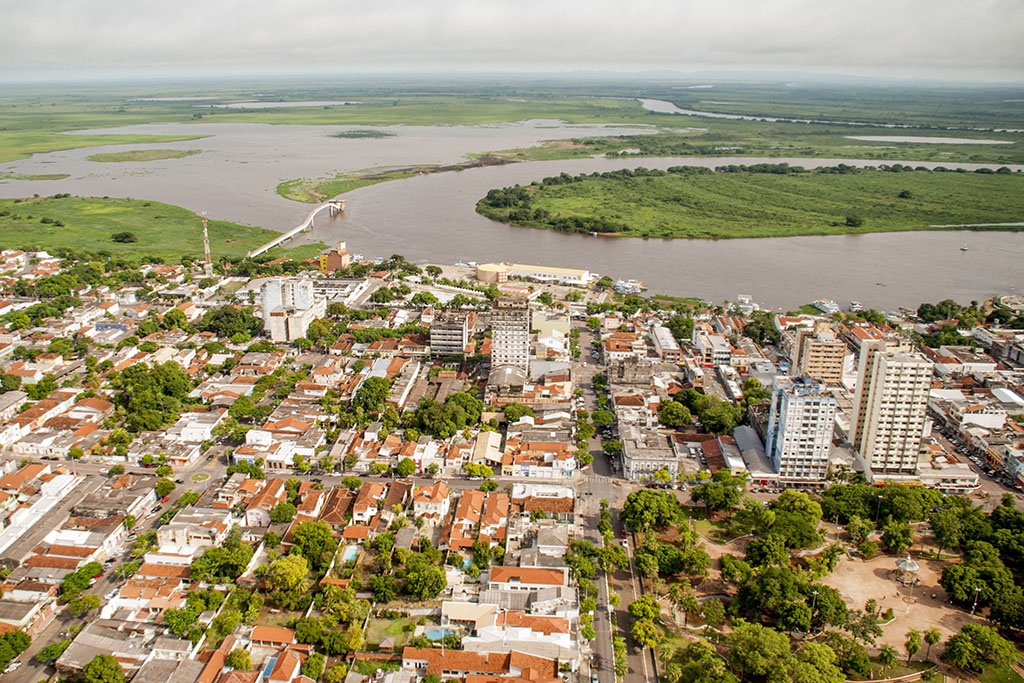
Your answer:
[0,195,321,260]
[3,83,1024,167]
[87,149,201,162]
[0,172,70,181]
[477,168,1024,239]
[650,81,1024,129]
[328,129,396,139]
[277,168,427,203]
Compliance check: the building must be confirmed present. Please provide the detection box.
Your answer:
[651,325,683,362]
[260,278,326,343]
[764,377,837,487]
[621,424,678,481]
[491,297,531,373]
[796,325,846,385]
[430,312,470,357]
[319,242,352,274]
[476,262,592,286]
[850,340,932,478]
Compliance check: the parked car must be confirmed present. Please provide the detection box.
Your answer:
[620,529,627,539]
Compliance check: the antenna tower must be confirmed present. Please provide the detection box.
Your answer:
[202,212,213,278]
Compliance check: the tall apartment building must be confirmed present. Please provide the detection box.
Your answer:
[799,329,846,385]
[430,312,470,357]
[765,377,837,487]
[850,340,932,478]
[260,278,325,343]
[490,297,531,372]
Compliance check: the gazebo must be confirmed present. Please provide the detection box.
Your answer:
[894,554,920,586]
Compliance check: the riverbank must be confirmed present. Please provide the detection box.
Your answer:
[475,165,1024,240]
[276,155,517,203]
[0,195,321,261]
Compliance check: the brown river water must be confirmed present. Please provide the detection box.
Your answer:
[1,121,1021,310]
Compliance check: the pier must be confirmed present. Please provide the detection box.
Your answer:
[247,199,345,258]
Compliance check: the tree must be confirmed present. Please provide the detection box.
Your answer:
[154,478,175,498]
[290,521,337,572]
[68,594,101,617]
[929,508,962,558]
[199,306,263,339]
[691,470,744,514]
[581,625,596,641]
[463,462,493,478]
[942,623,1017,674]
[502,402,534,422]
[845,214,865,228]
[658,401,691,428]
[404,562,446,600]
[83,654,125,683]
[225,649,252,670]
[395,457,417,477]
[702,597,726,631]
[628,595,661,621]
[302,653,325,680]
[880,519,913,553]
[745,534,789,568]
[905,629,921,664]
[324,665,349,683]
[265,554,311,608]
[35,639,71,665]
[269,502,297,524]
[370,574,397,603]
[924,627,941,661]
[603,439,622,455]
[631,619,664,649]
[620,490,679,531]
[342,476,362,489]
[591,409,614,425]
[352,376,391,413]
[845,516,873,544]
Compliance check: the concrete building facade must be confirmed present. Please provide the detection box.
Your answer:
[765,377,837,486]
[850,340,932,478]
[491,297,531,373]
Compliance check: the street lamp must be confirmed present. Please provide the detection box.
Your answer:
[971,586,982,616]
[874,494,883,522]
[810,590,819,628]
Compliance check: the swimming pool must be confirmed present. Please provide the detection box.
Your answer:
[424,628,457,640]
[342,546,359,563]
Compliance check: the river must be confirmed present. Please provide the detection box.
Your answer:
[1,122,1022,310]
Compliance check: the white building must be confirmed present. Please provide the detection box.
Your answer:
[260,278,326,342]
[765,377,837,487]
[491,297,531,373]
[850,340,932,479]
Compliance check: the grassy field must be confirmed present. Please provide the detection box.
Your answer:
[364,616,425,649]
[87,148,201,162]
[277,168,427,203]
[2,83,1023,167]
[0,195,321,260]
[328,129,396,139]
[0,172,70,181]
[478,168,1024,239]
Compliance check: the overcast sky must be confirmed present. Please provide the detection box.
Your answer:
[3,0,1022,83]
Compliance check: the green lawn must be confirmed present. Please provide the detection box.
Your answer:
[87,149,201,162]
[979,664,1024,683]
[0,195,321,261]
[677,505,739,544]
[364,616,427,648]
[478,167,1024,240]
[846,659,933,681]
[277,168,426,203]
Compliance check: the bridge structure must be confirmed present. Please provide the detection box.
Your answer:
[247,199,345,258]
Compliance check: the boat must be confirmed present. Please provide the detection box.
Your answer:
[960,244,969,252]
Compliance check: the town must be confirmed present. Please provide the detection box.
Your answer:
[0,237,1021,683]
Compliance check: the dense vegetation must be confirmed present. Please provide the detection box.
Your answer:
[477,165,1024,239]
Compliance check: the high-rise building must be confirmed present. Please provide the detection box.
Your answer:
[259,278,324,342]
[430,312,470,357]
[490,297,531,372]
[850,340,932,477]
[799,329,846,385]
[765,377,837,487]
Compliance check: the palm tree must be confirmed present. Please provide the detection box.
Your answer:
[681,595,700,628]
[905,629,921,664]
[924,627,941,661]
[879,645,898,674]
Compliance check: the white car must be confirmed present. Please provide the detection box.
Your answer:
[620,539,629,549]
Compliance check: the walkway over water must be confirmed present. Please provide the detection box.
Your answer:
[247,199,344,257]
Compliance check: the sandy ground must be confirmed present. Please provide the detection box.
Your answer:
[821,549,982,655]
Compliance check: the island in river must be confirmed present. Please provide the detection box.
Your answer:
[475,164,1024,240]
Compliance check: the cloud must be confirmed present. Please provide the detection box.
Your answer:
[2,0,1022,81]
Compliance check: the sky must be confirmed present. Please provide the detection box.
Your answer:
[2,0,1023,83]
